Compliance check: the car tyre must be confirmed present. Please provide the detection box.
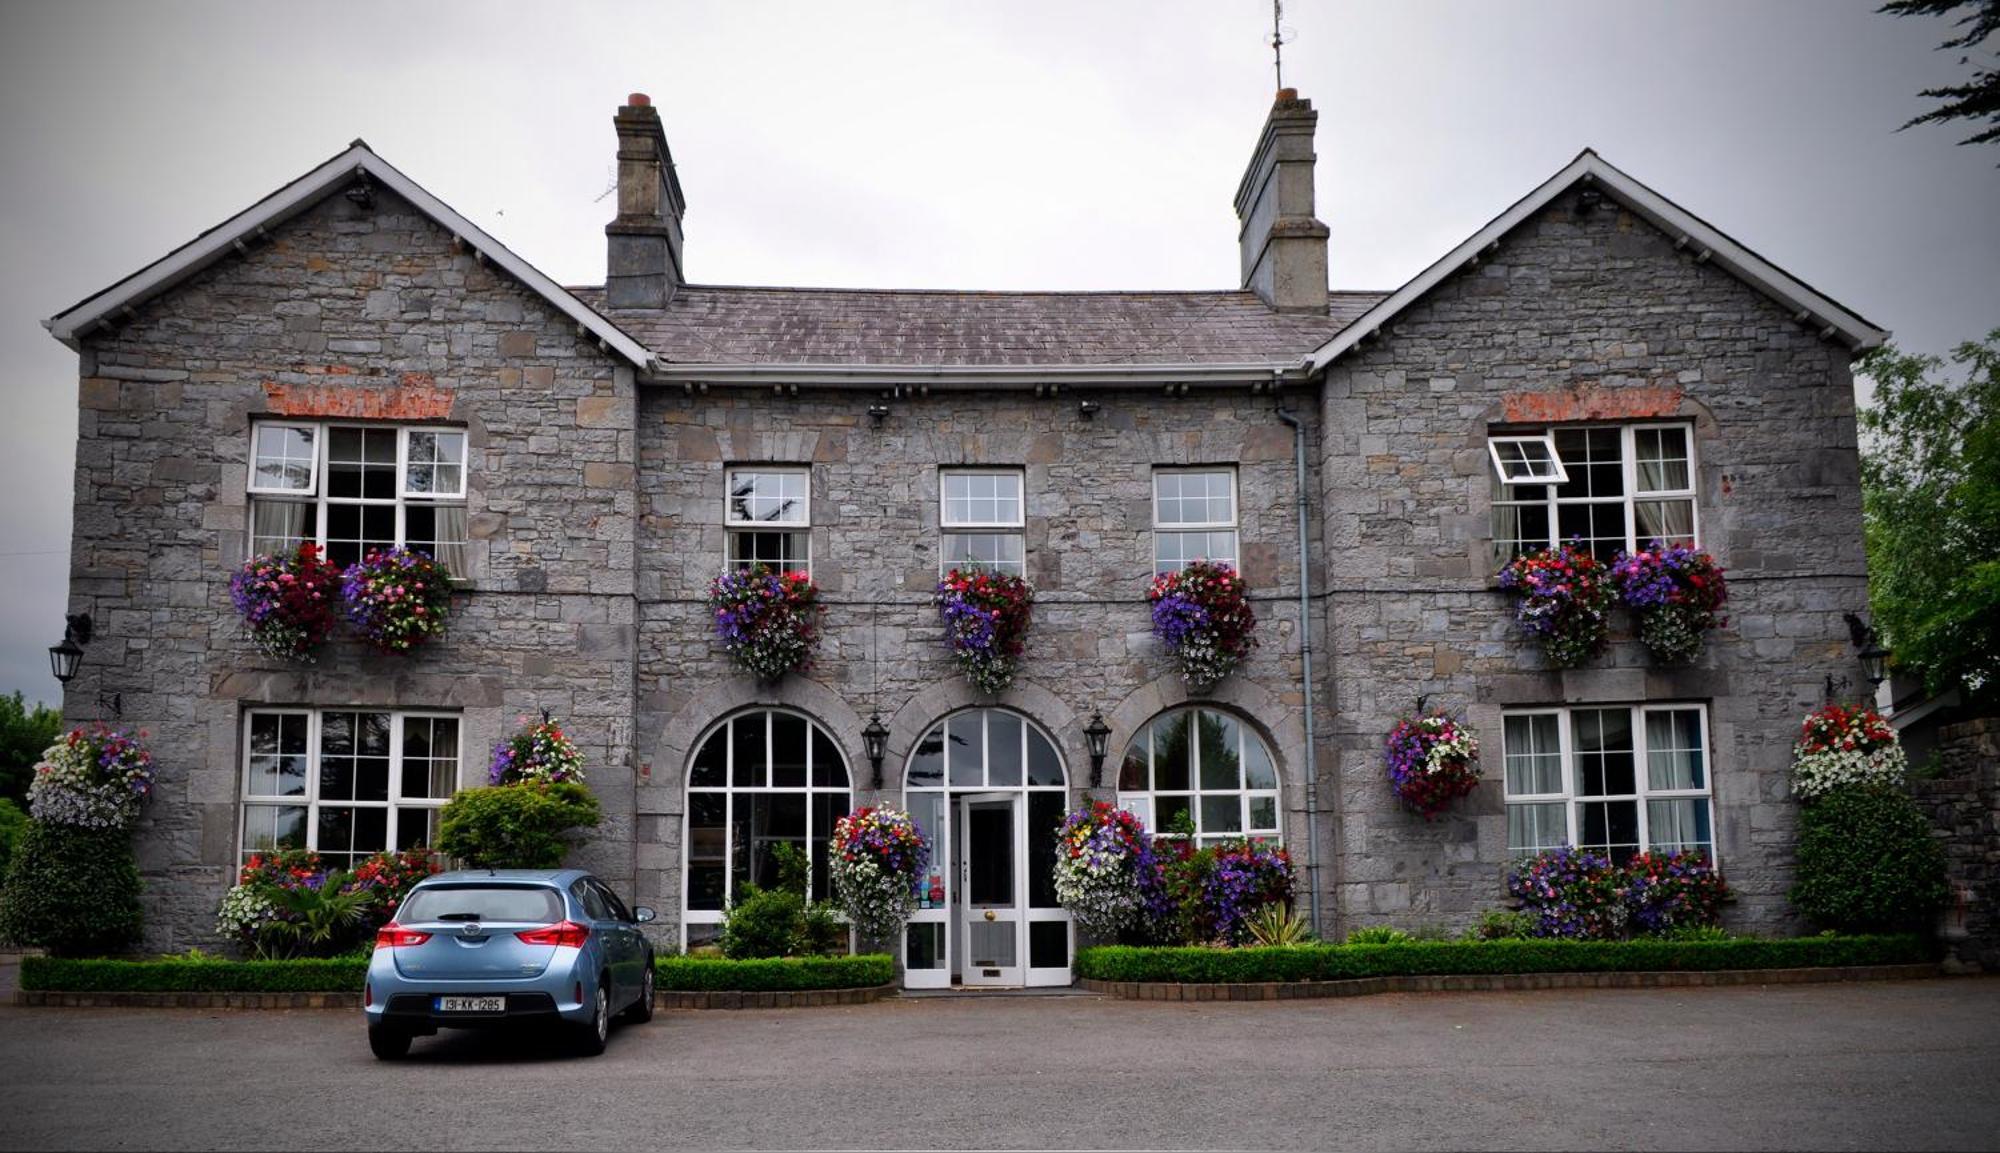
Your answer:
[573,980,610,1057]
[368,1024,412,1060]
[623,957,656,1024]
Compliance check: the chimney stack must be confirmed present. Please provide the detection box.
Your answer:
[605,93,686,309]
[1233,89,1328,314]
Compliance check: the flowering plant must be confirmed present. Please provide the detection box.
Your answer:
[340,548,453,654]
[348,847,444,929]
[828,806,930,939]
[489,715,586,786]
[1382,712,1482,819]
[1497,543,1617,667]
[217,848,382,957]
[1610,542,1728,664]
[218,849,331,957]
[1790,703,1907,802]
[1623,850,1727,934]
[707,565,822,682]
[1506,846,1625,939]
[1053,801,1154,938]
[1198,840,1294,945]
[27,725,155,830]
[1138,827,1294,947]
[1148,561,1258,693]
[935,569,1034,694]
[229,543,343,662]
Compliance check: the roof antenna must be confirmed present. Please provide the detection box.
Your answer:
[1269,0,1295,94]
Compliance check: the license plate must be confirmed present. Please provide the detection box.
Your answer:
[434,996,506,1013]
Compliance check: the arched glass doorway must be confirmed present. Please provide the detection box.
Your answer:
[901,708,1072,989]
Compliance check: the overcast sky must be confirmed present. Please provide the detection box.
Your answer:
[0,0,1994,709]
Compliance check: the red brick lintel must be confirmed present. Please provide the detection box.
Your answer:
[262,374,452,420]
[1499,384,1685,425]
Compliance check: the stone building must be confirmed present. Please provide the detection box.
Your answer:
[42,90,1888,984]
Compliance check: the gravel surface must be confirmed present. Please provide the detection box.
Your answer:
[3,977,1997,1151]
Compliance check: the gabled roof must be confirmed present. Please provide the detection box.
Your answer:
[1304,149,1890,373]
[44,142,656,370]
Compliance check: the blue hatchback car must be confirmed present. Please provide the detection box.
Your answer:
[364,869,657,1059]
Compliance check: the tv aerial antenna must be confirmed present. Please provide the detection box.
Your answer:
[1269,0,1296,92]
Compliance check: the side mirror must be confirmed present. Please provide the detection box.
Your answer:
[633,905,656,924]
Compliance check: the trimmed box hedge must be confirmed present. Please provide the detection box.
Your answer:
[1075,935,1936,984]
[21,955,368,993]
[656,954,894,992]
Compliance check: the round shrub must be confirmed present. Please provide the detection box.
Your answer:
[436,781,600,869]
[0,822,143,956]
[719,886,810,959]
[1791,786,1949,931]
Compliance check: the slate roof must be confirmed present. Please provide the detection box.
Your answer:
[569,285,1386,366]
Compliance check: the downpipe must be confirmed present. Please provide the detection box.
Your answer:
[1274,397,1324,939]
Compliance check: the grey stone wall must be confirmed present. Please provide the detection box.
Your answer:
[1913,717,2000,972]
[65,189,638,951]
[1317,192,1867,935]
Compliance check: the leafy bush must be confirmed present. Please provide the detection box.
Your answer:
[0,823,143,957]
[656,953,893,992]
[1142,835,1294,946]
[436,781,599,868]
[0,797,27,883]
[21,954,366,992]
[720,886,809,959]
[1345,925,1416,945]
[1467,909,1536,941]
[1075,935,1936,984]
[0,691,62,806]
[1792,787,1950,931]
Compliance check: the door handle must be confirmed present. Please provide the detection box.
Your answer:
[983,909,996,921]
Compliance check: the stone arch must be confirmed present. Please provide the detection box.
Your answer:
[1101,673,1303,789]
[884,676,1080,794]
[650,674,867,794]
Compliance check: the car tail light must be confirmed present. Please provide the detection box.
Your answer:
[516,920,590,948]
[375,924,432,948]
[365,982,373,1007]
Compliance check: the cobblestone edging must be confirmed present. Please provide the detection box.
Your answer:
[1081,963,1943,1001]
[14,984,898,1011]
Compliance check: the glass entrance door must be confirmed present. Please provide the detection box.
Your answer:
[959,791,1021,987]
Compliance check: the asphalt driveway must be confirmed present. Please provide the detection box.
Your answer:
[2,977,1997,1151]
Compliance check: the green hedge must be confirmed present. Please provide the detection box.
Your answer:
[20,955,368,993]
[657,953,894,992]
[1075,935,1937,984]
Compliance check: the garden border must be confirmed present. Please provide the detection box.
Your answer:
[12,985,899,1010]
[1081,962,1941,1001]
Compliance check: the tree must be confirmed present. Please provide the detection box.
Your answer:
[0,692,63,806]
[1881,1,2000,154]
[1857,330,2000,703]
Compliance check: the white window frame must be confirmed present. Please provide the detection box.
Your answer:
[1485,434,1570,485]
[1490,422,1699,558]
[246,420,469,568]
[236,707,461,866]
[1152,466,1240,574]
[1115,706,1282,847]
[939,468,1026,576]
[1500,703,1717,866]
[246,421,323,496]
[400,425,469,500]
[723,466,812,576]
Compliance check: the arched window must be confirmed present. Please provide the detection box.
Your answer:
[1117,707,1280,846]
[683,709,850,948]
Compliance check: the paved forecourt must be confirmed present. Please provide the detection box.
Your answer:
[2,977,1996,1151]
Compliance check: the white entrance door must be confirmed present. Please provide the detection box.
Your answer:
[959,791,1023,987]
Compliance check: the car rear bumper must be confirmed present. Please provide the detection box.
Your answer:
[364,951,600,1031]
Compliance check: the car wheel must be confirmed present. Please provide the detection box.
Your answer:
[368,1024,412,1060]
[573,980,609,1057]
[623,958,656,1024]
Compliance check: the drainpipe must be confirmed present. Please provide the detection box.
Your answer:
[1274,392,1324,939]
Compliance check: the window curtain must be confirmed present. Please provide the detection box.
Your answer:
[434,505,468,578]
[1635,498,1694,545]
[250,499,308,554]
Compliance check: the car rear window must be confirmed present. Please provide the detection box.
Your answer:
[398,885,564,925]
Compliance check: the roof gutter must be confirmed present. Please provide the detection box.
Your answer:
[643,359,1318,390]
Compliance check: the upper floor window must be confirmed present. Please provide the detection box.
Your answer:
[1490,424,1696,563]
[940,469,1025,576]
[1502,703,1714,867]
[239,708,459,871]
[725,467,810,573]
[247,422,468,576]
[1154,467,1238,574]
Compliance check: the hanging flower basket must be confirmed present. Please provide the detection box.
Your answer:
[1611,542,1729,664]
[229,543,343,662]
[707,565,822,683]
[1790,703,1907,802]
[1497,543,1616,668]
[1053,801,1153,938]
[341,548,453,654]
[489,715,587,786]
[27,724,155,830]
[1382,711,1482,819]
[935,568,1034,694]
[828,806,930,940]
[1147,561,1258,693]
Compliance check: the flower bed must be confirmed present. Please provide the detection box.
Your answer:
[1611,543,1728,663]
[229,543,343,662]
[20,954,368,993]
[26,725,155,830]
[708,565,821,682]
[655,953,895,992]
[1382,712,1481,819]
[1147,561,1257,693]
[1143,836,1294,946]
[1054,802,1153,938]
[1074,934,1936,984]
[935,569,1033,694]
[1790,703,1907,801]
[488,715,586,786]
[1497,543,1616,667]
[341,548,453,654]
[828,806,929,939]
[1505,846,1726,939]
